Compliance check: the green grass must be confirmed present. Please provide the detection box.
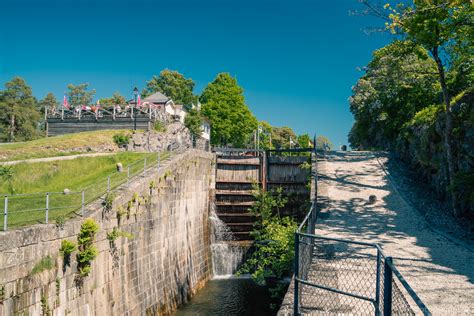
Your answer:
[0,151,171,229]
[0,130,142,162]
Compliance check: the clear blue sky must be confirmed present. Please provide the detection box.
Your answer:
[0,0,390,146]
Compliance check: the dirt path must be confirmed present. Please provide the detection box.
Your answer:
[0,153,116,166]
[316,151,473,315]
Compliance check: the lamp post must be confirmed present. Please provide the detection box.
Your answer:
[133,87,138,131]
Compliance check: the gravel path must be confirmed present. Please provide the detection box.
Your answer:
[0,153,115,166]
[314,151,473,315]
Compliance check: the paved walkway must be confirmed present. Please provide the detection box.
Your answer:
[0,153,115,166]
[279,151,473,315]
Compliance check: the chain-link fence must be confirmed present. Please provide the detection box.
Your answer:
[0,150,174,231]
[294,225,430,315]
[293,148,430,315]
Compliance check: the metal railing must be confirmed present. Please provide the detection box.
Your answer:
[0,151,174,231]
[293,150,431,316]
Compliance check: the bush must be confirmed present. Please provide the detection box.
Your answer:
[153,121,166,132]
[237,185,297,285]
[59,240,76,256]
[113,133,131,147]
[76,218,99,278]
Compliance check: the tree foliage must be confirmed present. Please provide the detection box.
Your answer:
[99,92,126,106]
[349,40,439,149]
[184,108,203,138]
[354,1,473,216]
[38,93,59,114]
[67,83,95,107]
[238,186,297,285]
[316,135,333,151]
[142,69,195,106]
[200,73,258,147]
[0,77,40,142]
[271,126,297,149]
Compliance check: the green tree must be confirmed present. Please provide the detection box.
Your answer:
[200,73,258,147]
[258,121,273,150]
[316,135,333,151]
[271,126,296,149]
[349,40,439,149]
[184,108,203,138]
[297,133,312,149]
[38,93,59,115]
[67,83,95,107]
[365,0,473,215]
[0,77,40,142]
[142,69,196,106]
[99,92,126,106]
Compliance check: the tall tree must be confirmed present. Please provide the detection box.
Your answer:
[67,83,95,107]
[0,77,40,142]
[349,40,439,149]
[99,92,126,106]
[142,69,196,106]
[200,73,258,147]
[365,0,473,215]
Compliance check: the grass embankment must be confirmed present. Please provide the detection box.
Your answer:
[0,130,140,162]
[0,151,170,229]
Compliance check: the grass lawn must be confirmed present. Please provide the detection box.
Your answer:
[0,151,171,229]
[0,130,141,162]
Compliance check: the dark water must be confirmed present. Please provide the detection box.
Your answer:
[174,277,279,316]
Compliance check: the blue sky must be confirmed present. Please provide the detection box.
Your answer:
[0,0,390,146]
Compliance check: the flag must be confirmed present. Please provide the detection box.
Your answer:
[137,94,141,106]
[63,94,69,109]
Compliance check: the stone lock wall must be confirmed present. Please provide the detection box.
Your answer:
[0,150,215,316]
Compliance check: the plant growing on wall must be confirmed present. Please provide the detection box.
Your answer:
[59,240,77,270]
[76,218,99,278]
[31,256,55,275]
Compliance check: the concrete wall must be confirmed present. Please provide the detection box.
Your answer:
[0,150,215,316]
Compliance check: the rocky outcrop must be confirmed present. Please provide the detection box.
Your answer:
[396,94,474,220]
[130,122,192,152]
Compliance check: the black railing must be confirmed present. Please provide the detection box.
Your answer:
[293,148,431,316]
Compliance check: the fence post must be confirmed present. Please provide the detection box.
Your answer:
[293,233,300,316]
[375,249,382,316]
[81,191,85,217]
[144,158,147,176]
[3,195,7,231]
[127,166,130,187]
[383,256,393,316]
[107,176,111,192]
[45,193,49,224]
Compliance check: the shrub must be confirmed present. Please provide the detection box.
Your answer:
[104,193,115,211]
[153,121,166,132]
[113,133,131,147]
[237,185,297,285]
[76,218,99,278]
[55,215,66,229]
[107,227,134,242]
[59,240,76,256]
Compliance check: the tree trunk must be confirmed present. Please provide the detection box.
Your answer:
[8,114,15,143]
[431,46,459,216]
